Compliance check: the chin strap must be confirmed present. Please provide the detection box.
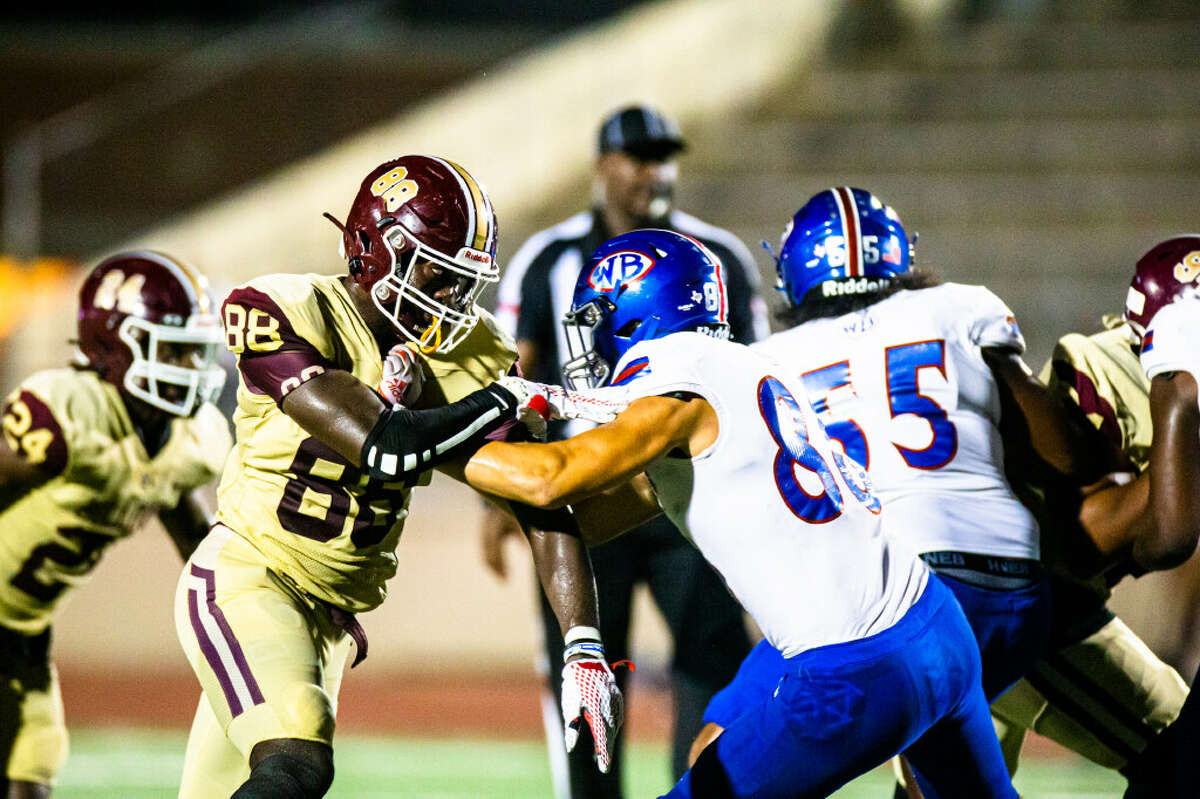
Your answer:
[417,316,443,354]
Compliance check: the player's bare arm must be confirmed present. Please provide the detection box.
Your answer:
[1074,471,1151,565]
[158,488,214,562]
[983,345,1117,482]
[463,393,716,510]
[1134,370,1200,571]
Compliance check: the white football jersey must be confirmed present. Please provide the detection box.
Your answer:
[752,283,1038,560]
[1141,297,1200,383]
[608,332,928,657]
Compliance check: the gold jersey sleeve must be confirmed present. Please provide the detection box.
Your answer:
[1024,318,1150,604]
[215,274,516,613]
[0,369,229,634]
[1040,318,1151,473]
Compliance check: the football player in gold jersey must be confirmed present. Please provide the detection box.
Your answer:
[0,251,230,798]
[174,155,620,799]
[983,238,1200,799]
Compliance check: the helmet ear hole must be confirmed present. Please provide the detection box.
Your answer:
[615,319,641,337]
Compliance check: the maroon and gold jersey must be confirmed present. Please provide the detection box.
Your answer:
[0,369,228,634]
[216,272,516,612]
[1041,316,1150,473]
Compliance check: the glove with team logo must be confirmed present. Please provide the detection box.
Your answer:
[496,375,628,429]
[560,628,624,775]
[378,343,424,408]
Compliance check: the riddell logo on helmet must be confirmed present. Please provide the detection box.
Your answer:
[822,277,887,297]
[588,251,656,292]
[459,248,492,265]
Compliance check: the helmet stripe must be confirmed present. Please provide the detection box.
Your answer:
[127,249,206,311]
[832,187,862,278]
[680,233,727,322]
[440,157,495,253]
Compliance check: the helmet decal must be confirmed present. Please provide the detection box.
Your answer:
[587,250,656,292]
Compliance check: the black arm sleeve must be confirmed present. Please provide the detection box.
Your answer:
[361,384,517,480]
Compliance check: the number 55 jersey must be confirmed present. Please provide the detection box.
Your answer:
[751,283,1037,562]
[0,369,229,634]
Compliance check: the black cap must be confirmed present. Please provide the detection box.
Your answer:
[597,105,686,161]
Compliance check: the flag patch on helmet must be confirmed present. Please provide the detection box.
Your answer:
[1142,330,1155,352]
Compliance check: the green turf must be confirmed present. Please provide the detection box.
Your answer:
[54,727,1127,797]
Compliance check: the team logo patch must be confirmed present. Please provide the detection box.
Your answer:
[588,250,656,292]
[1143,330,1155,352]
[612,356,651,386]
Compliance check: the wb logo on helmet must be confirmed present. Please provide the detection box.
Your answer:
[588,251,656,292]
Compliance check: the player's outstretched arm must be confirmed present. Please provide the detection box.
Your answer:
[983,346,1118,483]
[159,488,214,561]
[279,368,519,481]
[1134,371,1200,571]
[462,393,716,509]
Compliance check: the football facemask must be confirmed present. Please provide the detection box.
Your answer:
[562,298,618,390]
[118,313,226,417]
[370,225,500,354]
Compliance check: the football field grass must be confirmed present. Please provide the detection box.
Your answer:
[56,726,1126,797]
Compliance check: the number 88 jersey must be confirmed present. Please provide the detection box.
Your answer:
[751,282,1038,561]
[216,272,516,614]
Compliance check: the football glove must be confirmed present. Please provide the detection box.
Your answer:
[496,375,628,427]
[378,343,424,408]
[561,635,624,775]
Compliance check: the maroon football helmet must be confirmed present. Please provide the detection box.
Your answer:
[1125,235,1200,340]
[325,154,500,354]
[77,251,225,416]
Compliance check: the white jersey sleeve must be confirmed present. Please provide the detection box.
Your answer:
[1141,298,1200,380]
[962,285,1026,353]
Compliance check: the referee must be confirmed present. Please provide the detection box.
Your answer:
[481,104,766,798]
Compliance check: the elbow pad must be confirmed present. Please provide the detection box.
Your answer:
[361,384,517,480]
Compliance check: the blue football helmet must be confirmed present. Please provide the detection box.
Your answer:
[562,229,730,389]
[773,187,913,308]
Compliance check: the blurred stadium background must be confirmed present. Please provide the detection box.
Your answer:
[1,0,1198,795]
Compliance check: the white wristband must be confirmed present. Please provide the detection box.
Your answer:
[563,625,604,663]
[564,625,602,646]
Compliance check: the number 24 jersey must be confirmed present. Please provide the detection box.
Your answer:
[751,283,1037,561]
[0,369,229,634]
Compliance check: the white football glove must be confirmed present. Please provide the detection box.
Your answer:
[561,654,624,774]
[496,375,628,426]
[378,344,424,408]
